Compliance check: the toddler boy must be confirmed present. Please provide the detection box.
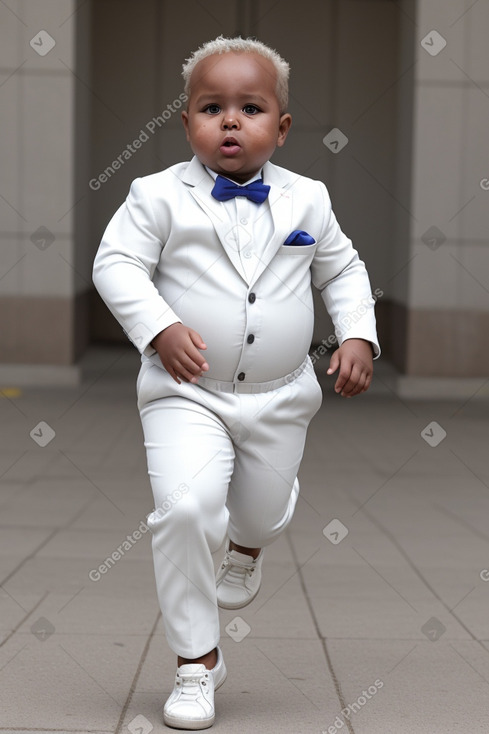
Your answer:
[93,35,379,730]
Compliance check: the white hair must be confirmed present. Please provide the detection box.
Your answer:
[182,36,290,113]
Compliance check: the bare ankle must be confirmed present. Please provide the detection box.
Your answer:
[178,647,217,670]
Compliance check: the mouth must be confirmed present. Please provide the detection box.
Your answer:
[220,137,241,155]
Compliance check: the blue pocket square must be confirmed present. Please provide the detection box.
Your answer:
[283,230,316,246]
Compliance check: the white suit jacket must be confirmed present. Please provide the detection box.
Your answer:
[93,156,380,384]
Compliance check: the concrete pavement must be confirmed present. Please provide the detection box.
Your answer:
[1,347,489,733]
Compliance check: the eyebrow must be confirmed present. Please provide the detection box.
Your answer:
[194,93,269,106]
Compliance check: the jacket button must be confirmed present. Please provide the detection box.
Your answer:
[248,293,256,304]
[237,372,245,381]
[247,334,255,344]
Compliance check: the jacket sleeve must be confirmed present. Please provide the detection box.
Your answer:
[311,182,380,357]
[92,178,181,357]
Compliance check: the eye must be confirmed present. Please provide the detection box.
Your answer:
[204,104,221,114]
[243,104,260,115]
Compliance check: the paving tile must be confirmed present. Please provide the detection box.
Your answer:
[3,560,160,636]
[0,633,149,731]
[124,636,338,733]
[325,639,489,734]
[0,480,95,527]
[1,347,488,733]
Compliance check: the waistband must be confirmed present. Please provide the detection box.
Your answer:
[196,357,310,394]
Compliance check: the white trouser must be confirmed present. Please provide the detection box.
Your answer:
[137,357,322,658]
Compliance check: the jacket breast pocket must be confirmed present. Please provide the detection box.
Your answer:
[277,243,317,255]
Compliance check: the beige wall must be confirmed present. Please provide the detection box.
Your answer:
[0,0,91,364]
[400,0,489,376]
[1,0,488,378]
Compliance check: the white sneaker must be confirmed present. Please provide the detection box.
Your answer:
[163,647,227,730]
[216,543,264,609]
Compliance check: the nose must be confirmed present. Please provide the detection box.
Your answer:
[221,111,240,130]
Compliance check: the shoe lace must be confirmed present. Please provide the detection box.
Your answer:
[176,669,210,691]
[221,555,255,578]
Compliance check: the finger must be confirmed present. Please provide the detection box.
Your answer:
[167,366,182,385]
[334,361,353,393]
[173,360,202,383]
[343,376,365,397]
[188,328,207,351]
[337,363,360,395]
[178,351,209,376]
[183,342,209,371]
[355,372,372,396]
[327,352,340,376]
[343,367,371,397]
[363,371,373,392]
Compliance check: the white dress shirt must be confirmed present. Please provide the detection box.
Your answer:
[205,167,273,284]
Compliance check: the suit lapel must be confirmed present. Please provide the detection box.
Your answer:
[179,157,301,286]
[249,161,298,286]
[181,157,249,280]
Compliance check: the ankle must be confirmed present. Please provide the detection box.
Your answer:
[178,647,217,670]
[229,540,261,559]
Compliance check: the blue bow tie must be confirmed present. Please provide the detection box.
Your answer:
[211,175,270,204]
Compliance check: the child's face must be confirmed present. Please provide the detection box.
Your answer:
[182,52,291,183]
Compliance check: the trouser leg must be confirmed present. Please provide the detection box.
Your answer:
[140,396,234,659]
[226,362,322,549]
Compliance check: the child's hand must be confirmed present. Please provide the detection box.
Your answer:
[151,323,209,384]
[326,338,373,397]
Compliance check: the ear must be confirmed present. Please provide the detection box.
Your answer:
[181,110,190,141]
[276,113,292,148]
